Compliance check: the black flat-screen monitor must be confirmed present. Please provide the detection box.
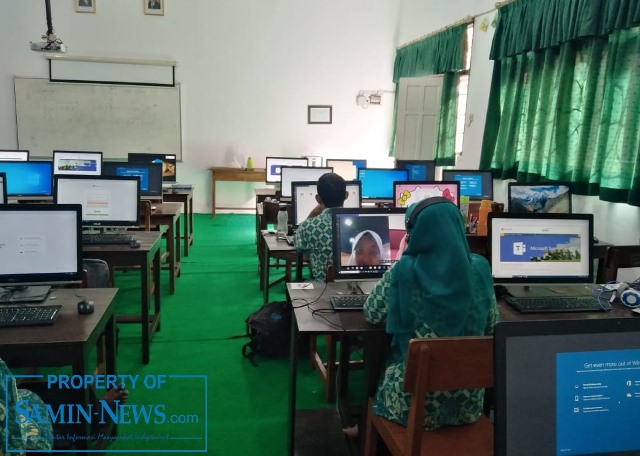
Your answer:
[488,213,593,284]
[54,175,140,228]
[279,166,333,199]
[357,168,409,203]
[0,173,6,204]
[0,161,53,199]
[325,159,368,181]
[291,180,361,227]
[53,150,103,176]
[393,181,460,208]
[265,157,309,183]
[331,207,407,282]
[441,169,493,201]
[127,152,177,183]
[508,182,573,214]
[495,318,640,456]
[395,160,436,181]
[102,162,163,199]
[0,150,29,161]
[0,204,83,299]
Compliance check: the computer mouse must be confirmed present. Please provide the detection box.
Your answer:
[130,238,141,249]
[77,299,94,314]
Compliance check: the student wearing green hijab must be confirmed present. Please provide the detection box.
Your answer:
[363,196,498,429]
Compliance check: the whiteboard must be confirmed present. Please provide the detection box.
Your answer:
[14,77,181,160]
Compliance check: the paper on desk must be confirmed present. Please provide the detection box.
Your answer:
[290,283,314,289]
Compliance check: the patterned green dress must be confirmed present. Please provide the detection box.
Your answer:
[0,359,53,454]
[294,208,334,281]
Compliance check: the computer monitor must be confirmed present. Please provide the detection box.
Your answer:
[53,150,103,176]
[0,161,53,199]
[488,213,593,284]
[291,180,361,227]
[54,175,140,228]
[127,152,178,183]
[0,204,83,301]
[0,150,29,161]
[393,181,460,208]
[395,160,436,181]
[0,173,6,204]
[102,162,163,199]
[508,182,573,214]
[331,207,407,282]
[279,166,333,199]
[325,159,368,181]
[265,157,309,183]
[441,169,493,201]
[495,318,640,456]
[357,168,409,203]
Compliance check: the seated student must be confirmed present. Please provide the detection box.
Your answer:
[344,197,498,436]
[294,172,347,281]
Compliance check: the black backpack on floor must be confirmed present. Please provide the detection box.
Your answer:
[241,301,292,363]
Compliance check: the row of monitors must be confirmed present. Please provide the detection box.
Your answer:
[0,152,178,200]
[0,203,593,291]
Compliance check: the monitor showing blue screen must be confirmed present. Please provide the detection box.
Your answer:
[441,169,493,201]
[357,168,409,201]
[0,161,53,198]
[102,162,163,198]
[128,152,177,183]
[395,160,435,181]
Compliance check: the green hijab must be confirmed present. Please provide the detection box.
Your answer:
[387,197,494,359]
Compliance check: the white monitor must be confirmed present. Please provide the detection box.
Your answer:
[0,150,29,161]
[488,213,593,284]
[54,175,140,228]
[53,150,103,176]
[291,180,361,227]
[325,159,367,181]
[280,166,333,199]
[265,157,309,183]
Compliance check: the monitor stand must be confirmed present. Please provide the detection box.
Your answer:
[0,285,51,304]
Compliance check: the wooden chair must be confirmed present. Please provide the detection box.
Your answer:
[364,336,494,456]
[602,245,640,282]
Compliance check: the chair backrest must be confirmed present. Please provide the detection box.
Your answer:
[82,258,112,288]
[139,199,152,231]
[603,245,640,282]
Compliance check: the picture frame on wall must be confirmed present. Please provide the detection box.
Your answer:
[144,0,164,15]
[308,105,332,124]
[75,0,95,13]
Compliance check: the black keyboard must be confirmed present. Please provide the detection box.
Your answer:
[505,296,607,313]
[82,233,134,245]
[330,294,368,310]
[0,305,62,327]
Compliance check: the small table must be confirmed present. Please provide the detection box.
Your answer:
[209,167,266,217]
[83,231,162,364]
[0,288,118,450]
[151,202,183,295]
[163,189,194,257]
[260,231,300,303]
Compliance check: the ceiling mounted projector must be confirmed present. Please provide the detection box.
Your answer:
[31,0,66,53]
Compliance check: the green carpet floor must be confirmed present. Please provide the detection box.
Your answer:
[105,213,333,455]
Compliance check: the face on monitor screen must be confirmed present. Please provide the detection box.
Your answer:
[394,181,460,208]
[332,208,407,281]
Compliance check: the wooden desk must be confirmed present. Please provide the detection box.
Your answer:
[210,167,266,217]
[151,202,183,295]
[83,231,162,364]
[286,282,638,456]
[163,189,194,257]
[0,288,117,450]
[261,231,302,303]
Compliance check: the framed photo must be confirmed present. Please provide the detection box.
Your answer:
[144,0,164,15]
[308,105,332,124]
[75,0,95,13]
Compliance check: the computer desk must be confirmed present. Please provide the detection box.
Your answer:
[0,288,117,451]
[163,189,194,257]
[150,202,183,295]
[209,167,266,217]
[83,231,162,364]
[286,281,638,456]
[260,231,304,303]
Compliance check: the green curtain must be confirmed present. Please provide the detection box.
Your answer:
[481,0,640,206]
[390,23,468,163]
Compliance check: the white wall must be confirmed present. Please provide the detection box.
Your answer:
[397,0,640,247]
[0,0,400,213]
